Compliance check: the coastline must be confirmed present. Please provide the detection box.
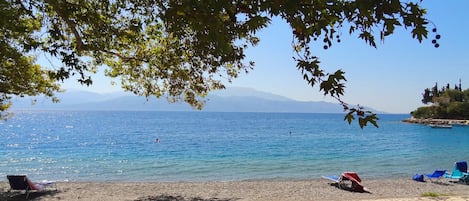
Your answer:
[402,117,469,125]
[2,178,469,201]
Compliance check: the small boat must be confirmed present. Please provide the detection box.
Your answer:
[428,124,452,129]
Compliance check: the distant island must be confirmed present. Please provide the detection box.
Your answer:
[404,81,469,126]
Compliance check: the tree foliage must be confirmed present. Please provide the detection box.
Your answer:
[1,0,439,127]
[421,81,463,105]
[413,82,469,119]
[0,1,61,118]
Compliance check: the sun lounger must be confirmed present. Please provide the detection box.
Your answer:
[445,161,468,180]
[6,175,56,199]
[322,172,369,193]
[321,175,340,182]
[424,170,446,182]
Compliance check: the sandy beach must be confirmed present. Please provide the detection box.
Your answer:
[2,178,469,201]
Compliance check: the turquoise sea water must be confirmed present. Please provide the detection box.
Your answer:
[1,111,468,182]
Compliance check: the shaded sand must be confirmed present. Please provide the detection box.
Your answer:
[2,178,469,201]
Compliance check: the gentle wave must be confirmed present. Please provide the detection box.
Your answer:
[1,111,468,182]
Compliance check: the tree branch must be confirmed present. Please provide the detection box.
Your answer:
[45,0,86,52]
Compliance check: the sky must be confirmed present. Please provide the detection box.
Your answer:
[62,1,469,114]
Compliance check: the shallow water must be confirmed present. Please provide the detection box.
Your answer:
[1,111,468,182]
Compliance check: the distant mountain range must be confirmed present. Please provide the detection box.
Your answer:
[10,87,381,113]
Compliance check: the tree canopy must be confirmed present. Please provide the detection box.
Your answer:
[0,0,439,127]
[413,81,469,120]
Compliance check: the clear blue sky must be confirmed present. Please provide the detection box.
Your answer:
[62,1,469,114]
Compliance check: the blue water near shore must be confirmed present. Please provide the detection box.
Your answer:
[1,111,468,182]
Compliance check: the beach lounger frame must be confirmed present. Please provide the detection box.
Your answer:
[424,170,446,183]
[444,161,468,180]
[6,175,57,199]
[322,172,369,192]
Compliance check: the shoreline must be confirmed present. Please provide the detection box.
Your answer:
[2,178,469,201]
[402,117,469,125]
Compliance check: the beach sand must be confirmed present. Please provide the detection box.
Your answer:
[2,178,469,201]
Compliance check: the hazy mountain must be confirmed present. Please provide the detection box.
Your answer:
[210,87,292,101]
[10,87,381,113]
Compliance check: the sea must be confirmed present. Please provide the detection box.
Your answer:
[1,111,468,182]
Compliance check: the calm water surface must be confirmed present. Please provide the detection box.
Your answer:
[1,111,468,182]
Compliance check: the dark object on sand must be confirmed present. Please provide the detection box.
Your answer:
[322,172,370,193]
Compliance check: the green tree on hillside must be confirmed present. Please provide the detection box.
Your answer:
[1,1,441,127]
[421,82,463,105]
[463,89,469,102]
[422,88,432,104]
[413,82,468,119]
